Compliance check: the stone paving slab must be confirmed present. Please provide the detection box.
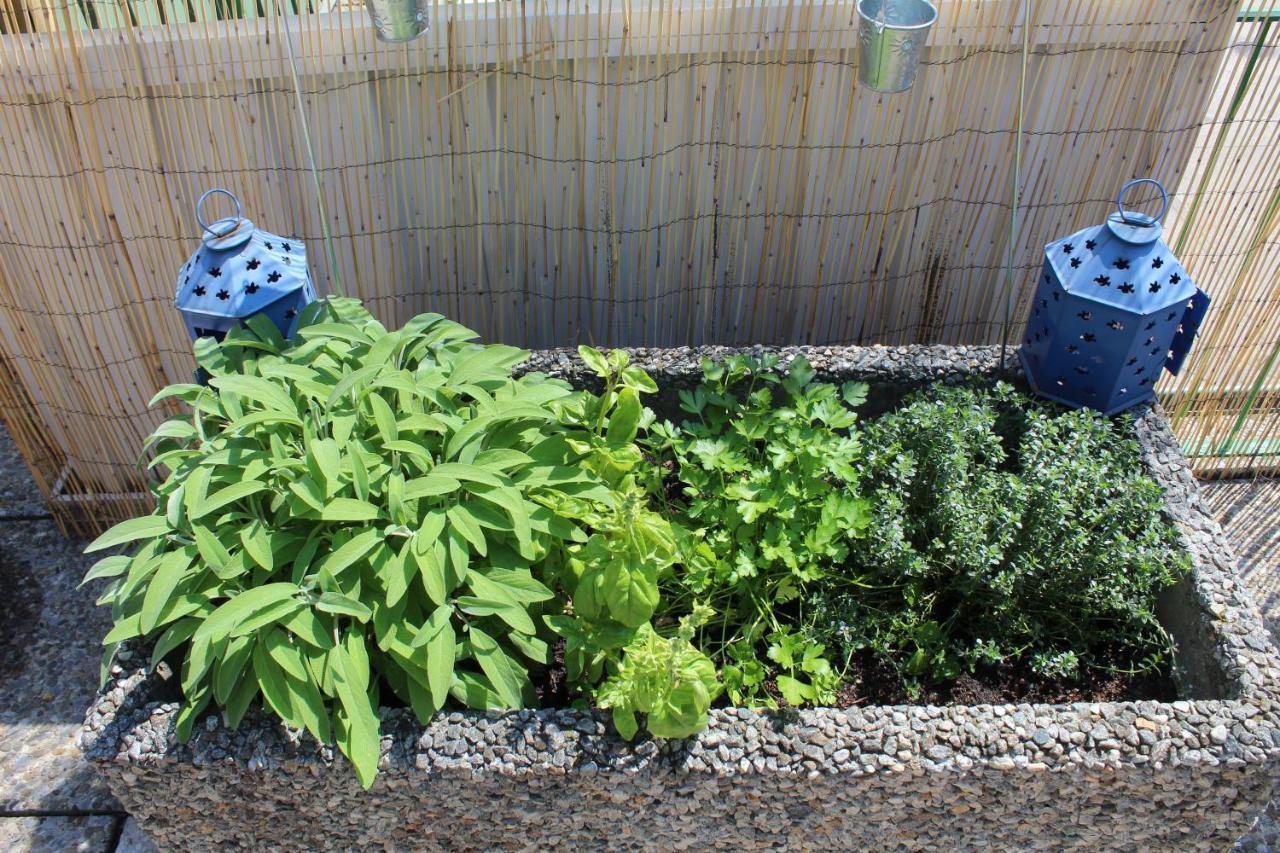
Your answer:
[0,423,50,519]
[0,418,119,816]
[0,516,116,812]
[0,815,119,852]
[115,817,158,853]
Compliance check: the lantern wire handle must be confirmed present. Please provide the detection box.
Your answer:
[195,188,243,237]
[274,0,343,299]
[999,0,1032,371]
[1116,178,1168,226]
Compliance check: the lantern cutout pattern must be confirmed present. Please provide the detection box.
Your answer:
[175,189,317,342]
[1019,179,1210,416]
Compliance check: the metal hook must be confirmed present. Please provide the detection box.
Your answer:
[195,188,244,237]
[1116,178,1168,226]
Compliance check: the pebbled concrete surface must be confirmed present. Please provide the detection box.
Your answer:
[113,818,157,853]
[0,417,124,850]
[0,425,49,519]
[0,814,118,852]
[1205,480,1280,644]
[1208,478,1280,852]
[0,516,118,813]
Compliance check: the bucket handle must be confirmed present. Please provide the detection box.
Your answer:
[196,188,244,238]
[1116,178,1167,226]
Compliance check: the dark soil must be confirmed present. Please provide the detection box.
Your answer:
[759,649,1176,709]
[0,550,43,685]
[535,639,570,707]
[529,646,1175,713]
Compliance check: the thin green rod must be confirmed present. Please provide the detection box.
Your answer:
[1215,182,1280,456]
[275,0,344,298]
[1173,16,1272,257]
[999,0,1032,369]
[1167,14,1272,440]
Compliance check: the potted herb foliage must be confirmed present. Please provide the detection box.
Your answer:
[81,305,1280,849]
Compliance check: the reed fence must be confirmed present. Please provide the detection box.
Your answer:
[0,0,1272,534]
[1161,10,1280,475]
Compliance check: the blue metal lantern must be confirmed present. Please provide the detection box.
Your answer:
[1019,178,1210,415]
[175,189,316,342]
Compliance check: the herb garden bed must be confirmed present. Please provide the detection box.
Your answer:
[82,343,1280,851]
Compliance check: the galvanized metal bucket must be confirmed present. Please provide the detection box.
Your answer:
[857,0,938,94]
[364,0,429,42]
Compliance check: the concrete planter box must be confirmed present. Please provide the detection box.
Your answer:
[81,346,1280,850]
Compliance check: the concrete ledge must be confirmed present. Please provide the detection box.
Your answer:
[80,345,1280,851]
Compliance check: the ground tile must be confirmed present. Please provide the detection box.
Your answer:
[0,815,118,853]
[116,817,160,853]
[0,518,116,812]
[0,423,49,518]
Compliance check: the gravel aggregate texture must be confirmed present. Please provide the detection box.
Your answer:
[0,422,50,518]
[0,516,117,813]
[0,814,118,852]
[1205,479,1280,645]
[79,346,1280,851]
[1209,478,1280,853]
[114,817,157,853]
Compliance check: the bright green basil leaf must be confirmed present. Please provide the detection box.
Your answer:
[602,558,659,628]
[606,387,642,449]
[577,346,610,377]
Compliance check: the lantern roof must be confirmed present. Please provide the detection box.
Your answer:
[175,190,310,320]
[1045,222,1195,316]
[1043,180,1196,316]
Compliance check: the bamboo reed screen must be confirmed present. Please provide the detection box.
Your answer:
[0,0,1267,534]
[1161,12,1280,477]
